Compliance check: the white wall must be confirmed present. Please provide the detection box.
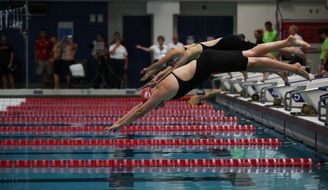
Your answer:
[147,1,180,44]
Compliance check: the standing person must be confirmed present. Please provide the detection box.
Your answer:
[50,37,62,89]
[0,34,15,88]
[262,21,279,80]
[136,35,168,63]
[35,29,52,87]
[109,33,128,88]
[168,35,184,51]
[316,28,328,77]
[288,25,303,41]
[288,25,306,65]
[263,21,278,44]
[92,34,107,59]
[92,34,111,88]
[254,29,264,44]
[61,35,78,88]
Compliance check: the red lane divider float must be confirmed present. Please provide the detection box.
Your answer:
[22,96,192,104]
[0,138,280,146]
[0,116,239,123]
[0,167,311,174]
[0,125,255,133]
[1,110,224,117]
[7,102,214,110]
[0,158,312,168]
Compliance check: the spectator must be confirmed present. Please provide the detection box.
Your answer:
[91,34,112,88]
[316,28,328,77]
[288,25,305,65]
[254,29,264,44]
[263,21,278,43]
[136,35,168,63]
[111,32,123,45]
[61,35,78,88]
[92,34,107,59]
[0,34,15,88]
[168,35,184,51]
[49,37,62,89]
[262,21,279,81]
[289,25,303,41]
[35,29,52,87]
[109,32,128,88]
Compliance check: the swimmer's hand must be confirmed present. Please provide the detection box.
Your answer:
[104,124,122,133]
[142,81,158,89]
[140,67,149,74]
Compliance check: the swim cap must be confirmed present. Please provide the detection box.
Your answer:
[140,87,152,102]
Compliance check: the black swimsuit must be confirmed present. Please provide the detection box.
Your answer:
[200,35,257,51]
[171,49,248,99]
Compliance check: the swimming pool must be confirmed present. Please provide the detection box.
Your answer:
[0,97,327,190]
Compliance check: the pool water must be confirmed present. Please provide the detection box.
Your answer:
[0,97,328,190]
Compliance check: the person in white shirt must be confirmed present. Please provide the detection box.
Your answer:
[288,25,306,65]
[136,35,168,62]
[289,25,303,41]
[109,33,128,88]
[168,35,184,51]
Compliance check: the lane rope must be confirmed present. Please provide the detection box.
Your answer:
[0,158,312,168]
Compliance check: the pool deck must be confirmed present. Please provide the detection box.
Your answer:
[215,92,328,157]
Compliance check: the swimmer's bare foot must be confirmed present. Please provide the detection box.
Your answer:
[287,35,310,48]
[293,62,310,80]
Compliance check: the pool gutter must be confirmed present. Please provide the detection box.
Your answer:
[215,93,328,157]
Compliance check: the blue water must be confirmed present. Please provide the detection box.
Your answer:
[0,103,328,190]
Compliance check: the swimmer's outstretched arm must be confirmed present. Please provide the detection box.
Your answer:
[153,44,203,83]
[105,84,172,132]
[141,46,186,73]
[105,98,161,133]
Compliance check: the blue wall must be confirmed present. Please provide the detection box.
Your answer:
[0,2,108,86]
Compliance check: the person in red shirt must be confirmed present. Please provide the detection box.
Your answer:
[35,29,53,87]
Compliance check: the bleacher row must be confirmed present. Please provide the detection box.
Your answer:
[212,72,328,126]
